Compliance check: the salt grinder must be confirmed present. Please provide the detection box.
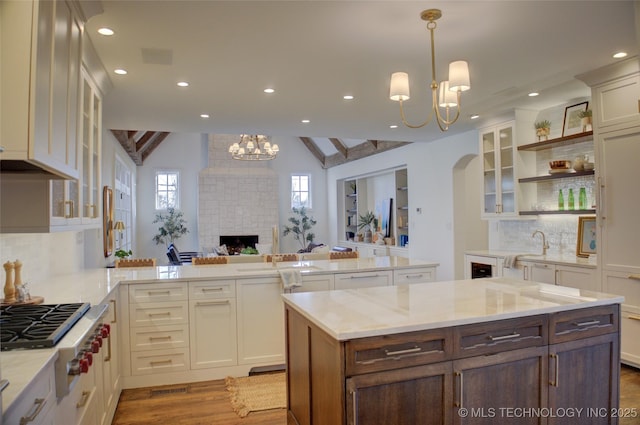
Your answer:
[3,261,15,303]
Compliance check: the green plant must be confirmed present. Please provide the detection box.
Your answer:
[534,120,551,129]
[577,109,592,118]
[115,249,132,259]
[358,211,376,232]
[152,207,189,247]
[283,206,317,250]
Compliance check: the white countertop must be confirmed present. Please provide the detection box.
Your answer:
[1,256,437,413]
[282,277,623,341]
[465,250,597,268]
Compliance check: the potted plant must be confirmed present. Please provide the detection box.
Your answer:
[358,211,376,243]
[283,206,317,251]
[115,249,132,259]
[534,120,551,141]
[577,109,592,131]
[152,207,189,247]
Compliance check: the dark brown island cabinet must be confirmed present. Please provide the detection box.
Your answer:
[284,303,620,425]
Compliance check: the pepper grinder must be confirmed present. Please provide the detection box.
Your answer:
[3,261,15,303]
[13,259,23,301]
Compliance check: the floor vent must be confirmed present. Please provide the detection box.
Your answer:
[151,387,188,397]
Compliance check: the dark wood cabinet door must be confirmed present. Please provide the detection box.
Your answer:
[346,361,453,425]
[453,346,549,425]
[548,333,620,425]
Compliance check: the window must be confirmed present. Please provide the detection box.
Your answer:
[291,174,311,209]
[155,170,179,210]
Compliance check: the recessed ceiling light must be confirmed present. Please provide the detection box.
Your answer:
[470,114,479,120]
[343,95,354,100]
[177,81,189,87]
[389,125,398,129]
[98,27,114,36]
[200,114,210,119]
[528,92,539,97]
[613,52,627,59]
[114,69,127,75]
[264,88,275,94]
[301,119,310,124]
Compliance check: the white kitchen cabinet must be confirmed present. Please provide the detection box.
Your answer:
[55,366,98,425]
[334,270,392,290]
[80,69,102,224]
[519,260,597,291]
[100,292,121,425]
[0,0,82,179]
[236,277,285,365]
[189,280,237,369]
[291,274,334,293]
[480,122,517,218]
[523,261,556,284]
[393,267,436,284]
[4,356,56,425]
[621,306,640,368]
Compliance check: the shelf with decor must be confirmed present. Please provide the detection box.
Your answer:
[517,128,595,217]
[395,169,409,247]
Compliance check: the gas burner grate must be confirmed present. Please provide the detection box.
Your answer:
[0,303,90,350]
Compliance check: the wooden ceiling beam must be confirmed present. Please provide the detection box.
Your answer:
[329,138,348,158]
[110,129,171,165]
[324,140,410,168]
[299,137,327,168]
[141,132,170,163]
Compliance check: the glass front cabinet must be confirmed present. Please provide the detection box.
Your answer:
[480,122,517,218]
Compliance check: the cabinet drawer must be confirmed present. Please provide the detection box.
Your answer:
[189,280,236,300]
[621,306,640,367]
[345,328,452,376]
[393,267,435,284]
[4,360,55,425]
[549,304,619,344]
[603,270,640,307]
[129,301,188,327]
[334,270,392,290]
[131,348,189,375]
[454,315,548,358]
[130,324,189,351]
[129,282,188,303]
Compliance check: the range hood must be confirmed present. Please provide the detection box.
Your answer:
[0,159,67,179]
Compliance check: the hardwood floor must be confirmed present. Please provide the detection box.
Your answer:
[112,365,640,424]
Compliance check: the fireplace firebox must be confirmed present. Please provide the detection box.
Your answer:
[220,235,258,255]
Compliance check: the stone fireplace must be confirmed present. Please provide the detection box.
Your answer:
[198,134,279,252]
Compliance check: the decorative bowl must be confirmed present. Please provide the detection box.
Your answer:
[584,162,595,171]
[549,160,572,170]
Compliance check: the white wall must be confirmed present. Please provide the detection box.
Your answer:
[327,130,479,281]
[134,133,329,259]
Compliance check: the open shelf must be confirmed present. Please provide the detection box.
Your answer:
[519,209,596,216]
[519,170,595,183]
[518,131,593,151]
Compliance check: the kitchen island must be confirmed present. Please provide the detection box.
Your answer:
[1,256,437,423]
[283,278,624,425]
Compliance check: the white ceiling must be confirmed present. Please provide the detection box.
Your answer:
[85,1,639,155]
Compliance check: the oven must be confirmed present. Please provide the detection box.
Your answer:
[465,255,497,279]
[0,302,109,398]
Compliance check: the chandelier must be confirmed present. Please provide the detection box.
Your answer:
[389,9,470,131]
[228,134,279,161]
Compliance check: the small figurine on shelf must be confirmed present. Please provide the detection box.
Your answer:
[534,120,551,141]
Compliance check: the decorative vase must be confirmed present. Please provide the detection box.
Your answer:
[536,127,550,141]
[363,229,372,243]
[581,117,592,132]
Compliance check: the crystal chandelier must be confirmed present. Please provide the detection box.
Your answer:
[228,134,279,161]
[389,9,471,131]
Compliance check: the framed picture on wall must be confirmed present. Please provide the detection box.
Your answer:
[576,216,596,257]
[562,101,589,137]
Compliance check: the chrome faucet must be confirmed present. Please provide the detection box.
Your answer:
[532,230,549,256]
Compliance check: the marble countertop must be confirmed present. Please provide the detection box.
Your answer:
[1,256,437,414]
[465,250,597,268]
[282,277,623,341]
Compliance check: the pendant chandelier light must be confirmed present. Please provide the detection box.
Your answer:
[228,134,279,161]
[389,9,471,131]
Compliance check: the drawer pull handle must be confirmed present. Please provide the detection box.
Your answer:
[489,332,521,342]
[404,274,424,279]
[147,290,171,295]
[148,312,171,317]
[110,299,117,323]
[76,390,91,408]
[196,300,231,306]
[574,320,600,327]
[385,346,422,356]
[628,274,640,281]
[150,359,173,366]
[20,398,46,425]
[550,353,560,387]
[149,336,172,341]
[350,274,382,279]
[628,315,640,321]
[351,389,358,425]
[202,287,224,292]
